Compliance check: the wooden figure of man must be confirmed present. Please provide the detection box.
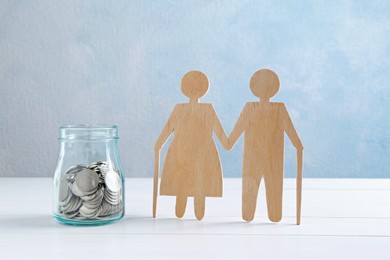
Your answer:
[227,69,304,224]
[154,70,228,220]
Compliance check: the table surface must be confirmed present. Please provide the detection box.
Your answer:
[0,178,389,260]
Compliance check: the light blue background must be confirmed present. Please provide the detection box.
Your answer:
[0,1,389,177]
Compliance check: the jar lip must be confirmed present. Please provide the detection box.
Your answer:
[60,124,117,130]
[59,124,119,140]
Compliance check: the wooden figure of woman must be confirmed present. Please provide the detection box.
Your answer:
[227,69,304,224]
[153,70,228,220]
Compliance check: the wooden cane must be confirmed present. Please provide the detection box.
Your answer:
[296,149,303,225]
[153,150,159,218]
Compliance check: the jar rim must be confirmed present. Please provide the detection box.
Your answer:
[59,124,119,140]
[60,124,117,130]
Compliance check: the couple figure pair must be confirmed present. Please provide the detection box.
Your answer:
[153,69,303,224]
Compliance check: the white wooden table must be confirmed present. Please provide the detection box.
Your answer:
[0,178,389,259]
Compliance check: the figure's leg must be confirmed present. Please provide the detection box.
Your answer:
[264,167,283,222]
[175,196,187,218]
[242,174,261,222]
[194,196,206,220]
[241,143,263,221]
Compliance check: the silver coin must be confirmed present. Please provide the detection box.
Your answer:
[66,164,87,175]
[79,204,98,215]
[82,190,103,207]
[71,181,97,197]
[98,199,113,217]
[80,193,97,202]
[89,161,106,171]
[104,188,120,197]
[65,165,86,184]
[88,162,108,184]
[72,215,87,220]
[90,207,102,218]
[80,190,103,213]
[104,196,121,206]
[104,170,121,193]
[104,192,120,201]
[80,188,100,201]
[106,187,121,196]
[62,210,79,219]
[104,197,118,206]
[90,161,104,166]
[59,178,70,202]
[62,196,83,213]
[109,201,123,215]
[66,173,77,184]
[79,204,100,218]
[74,169,100,193]
[82,203,100,211]
[103,189,121,205]
[59,186,74,207]
[59,192,73,207]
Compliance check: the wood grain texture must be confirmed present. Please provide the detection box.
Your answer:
[154,71,228,220]
[227,69,304,224]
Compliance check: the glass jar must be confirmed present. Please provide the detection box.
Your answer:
[53,125,125,225]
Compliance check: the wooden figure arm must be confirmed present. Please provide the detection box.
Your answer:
[155,119,175,153]
[281,105,303,151]
[227,104,249,150]
[208,105,228,149]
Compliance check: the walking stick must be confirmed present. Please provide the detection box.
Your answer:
[296,149,303,225]
[153,149,159,218]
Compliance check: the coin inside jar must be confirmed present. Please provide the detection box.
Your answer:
[57,161,123,220]
[74,169,100,194]
[59,177,70,202]
[105,170,121,193]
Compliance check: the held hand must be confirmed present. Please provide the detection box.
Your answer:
[225,138,234,150]
[219,136,231,150]
[219,135,231,151]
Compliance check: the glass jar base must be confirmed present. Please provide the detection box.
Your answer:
[53,212,124,226]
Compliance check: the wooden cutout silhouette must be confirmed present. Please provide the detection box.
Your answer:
[227,69,304,225]
[153,70,228,220]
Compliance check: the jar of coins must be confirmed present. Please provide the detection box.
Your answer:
[53,125,125,225]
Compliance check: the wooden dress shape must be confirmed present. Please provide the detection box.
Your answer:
[159,103,223,197]
[154,71,228,220]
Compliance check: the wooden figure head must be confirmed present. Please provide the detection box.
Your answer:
[250,69,280,101]
[181,70,209,100]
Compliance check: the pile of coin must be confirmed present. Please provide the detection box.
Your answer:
[58,161,123,219]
